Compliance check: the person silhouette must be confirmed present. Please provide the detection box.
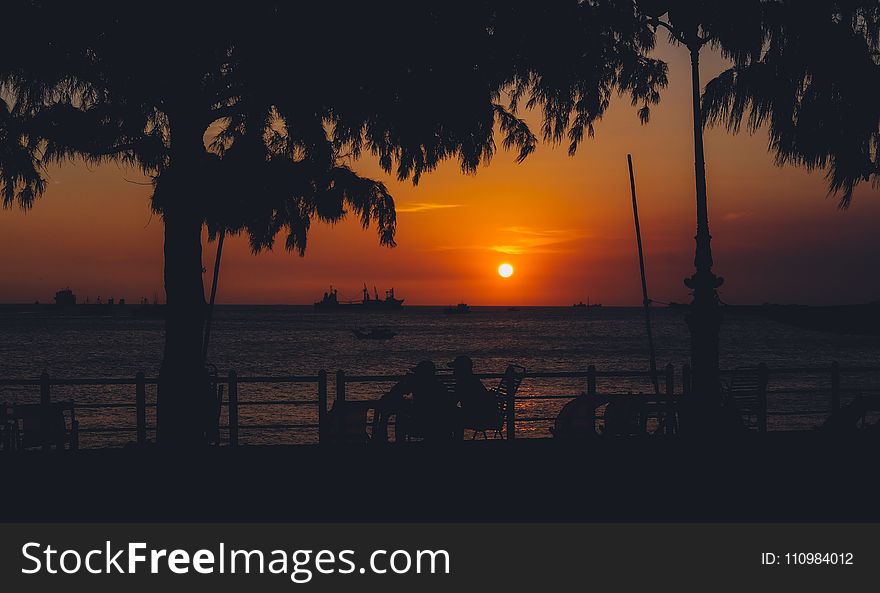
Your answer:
[382,360,455,442]
[449,355,498,438]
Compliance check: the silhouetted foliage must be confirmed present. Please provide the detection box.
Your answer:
[0,98,43,208]
[0,1,669,443]
[1,1,668,247]
[702,0,880,207]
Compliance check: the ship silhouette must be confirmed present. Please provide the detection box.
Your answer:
[314,285,404,311]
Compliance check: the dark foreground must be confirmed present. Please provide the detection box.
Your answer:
[3,434,879,522]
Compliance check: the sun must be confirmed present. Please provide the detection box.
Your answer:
[498,263,514,278]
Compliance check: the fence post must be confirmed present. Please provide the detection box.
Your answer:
[831,361,840,413]
[757,363,768,434]
[228,370,239,447]
[40,371,51,451]
[682,364,691,398]
[664,363,675,435]
[335,370,346,442]
[681,364,691,435]
[135,372,146,447]
[317,370,328,445]
[506,377,516,441]
[586,365,597,436]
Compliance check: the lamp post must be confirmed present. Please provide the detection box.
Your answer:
[682,39,724,428]
[643,4,725,430]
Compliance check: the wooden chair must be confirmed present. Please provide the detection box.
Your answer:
[10,402,79,451]
[723,365,769,432]
[470,364,526,439]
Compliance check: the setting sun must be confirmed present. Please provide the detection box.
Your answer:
[498,263,514,278]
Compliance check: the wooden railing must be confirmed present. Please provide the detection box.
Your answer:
[1,362,877,448]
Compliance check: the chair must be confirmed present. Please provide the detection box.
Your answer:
[10,402,79,451]
[550,394,599,440]
[470,364,526,440]
[723,365,769,432]
[325,400,381,444]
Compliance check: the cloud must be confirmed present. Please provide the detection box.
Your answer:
[395,202,463,213]
[425,226,588,255]
[722,211,753,222]
[490,226,588,255]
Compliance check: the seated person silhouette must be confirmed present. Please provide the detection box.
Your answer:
[382,360,456,441]
[449,355,499,437]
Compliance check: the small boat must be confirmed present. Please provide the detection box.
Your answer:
[444,303,470,314]
[352,327,396,340]
[573,297,602,309]
[507,307,521,312]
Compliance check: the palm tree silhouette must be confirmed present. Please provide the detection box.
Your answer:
[703,0,880,207]
[635,0,765,427]
[1,2,670,446]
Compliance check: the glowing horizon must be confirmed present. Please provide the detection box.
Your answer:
[2,40,879,307]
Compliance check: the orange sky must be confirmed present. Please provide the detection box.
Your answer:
[2,41,879,306]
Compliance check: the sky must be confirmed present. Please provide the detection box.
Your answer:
[1,40,878,306]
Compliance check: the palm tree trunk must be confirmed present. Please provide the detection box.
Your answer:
[157,200,209,447]
[156,113,210,447]
[683,45,724,431]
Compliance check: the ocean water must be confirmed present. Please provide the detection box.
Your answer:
[2,305,878,446]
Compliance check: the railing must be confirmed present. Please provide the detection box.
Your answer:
[0,371,326,448]
[1,362,878,448]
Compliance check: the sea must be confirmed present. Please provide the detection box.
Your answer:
[2,305,879,446]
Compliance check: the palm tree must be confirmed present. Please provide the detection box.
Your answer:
[703,0,880,207]
[629,0,765,427]
[1,1,668,446]
[2,3,406,445]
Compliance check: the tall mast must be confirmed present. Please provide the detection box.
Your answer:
[628,154,660,396]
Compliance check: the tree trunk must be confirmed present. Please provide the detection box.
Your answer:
[683,44,724,433]
[156,113,210,448]
[157,201,209,447]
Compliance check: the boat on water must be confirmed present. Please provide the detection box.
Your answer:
[51,288,127,315]
[573,298,602,309]
[444,303,470,314]
[352,326,396,340]
[54,287,77,306]
[314,285,404,311]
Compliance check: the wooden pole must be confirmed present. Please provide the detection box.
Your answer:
[681,363,692,436]
[228,370,239,447]
[665,363,675,435]
[40,371,51,451]
[336,370,346,442]
[202,230,226,362]
[627,154,660,396]
[317,370,328,445]
[506,380,516,441]
[136,371,146,447]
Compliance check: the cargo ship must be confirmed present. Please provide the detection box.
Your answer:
[314,285,404,311]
